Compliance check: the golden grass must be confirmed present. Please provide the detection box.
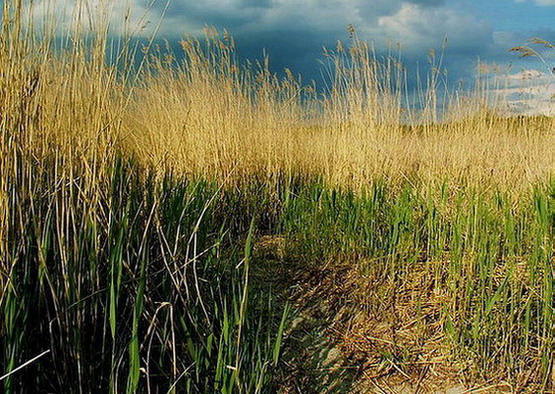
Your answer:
[122,34,553,192]
[1,4,552,195]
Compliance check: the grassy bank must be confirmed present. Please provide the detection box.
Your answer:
[3,159,553,391]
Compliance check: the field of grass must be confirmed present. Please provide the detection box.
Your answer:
[0,2,554,393]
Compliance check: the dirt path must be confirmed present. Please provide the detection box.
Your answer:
[252,236,507,394]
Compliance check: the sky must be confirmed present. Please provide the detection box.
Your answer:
[148,0,554,65]
[155,0,555,114]
[20,0,555,114]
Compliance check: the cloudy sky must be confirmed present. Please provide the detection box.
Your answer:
[23,0,555,113]
[142,0,554,68]
[142,0,553,112]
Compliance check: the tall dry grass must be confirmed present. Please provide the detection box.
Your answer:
[1,2,552,194]
[123,30,553,192]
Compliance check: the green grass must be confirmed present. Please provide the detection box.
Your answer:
[277,178,554,387]
[2,149,553,391]
[1,156,289,393]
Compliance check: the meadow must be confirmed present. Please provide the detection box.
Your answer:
[0,2,554,392]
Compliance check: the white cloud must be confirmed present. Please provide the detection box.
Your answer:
[515,0,555,6]
[23,0,158,36]
[373,3,491,53]
[493,70,555,115]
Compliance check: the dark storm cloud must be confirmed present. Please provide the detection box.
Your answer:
[36,0,551,112]
[134,0,553,90]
